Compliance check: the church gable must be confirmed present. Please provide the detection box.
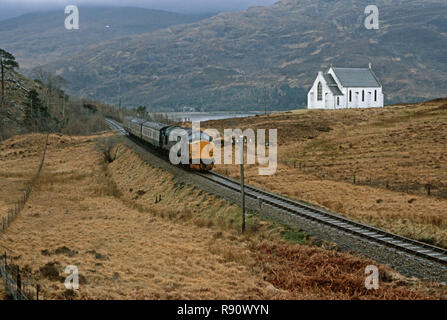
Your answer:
[310,72,332,102]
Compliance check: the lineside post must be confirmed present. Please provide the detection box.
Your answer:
[240,135,246,233]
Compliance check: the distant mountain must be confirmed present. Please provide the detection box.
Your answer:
[40,0,447,111]
[0,6,214,68]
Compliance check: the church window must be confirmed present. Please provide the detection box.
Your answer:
[317,82,322,101]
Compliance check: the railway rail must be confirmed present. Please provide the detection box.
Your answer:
[105,117,447,268]
[197,171,447,266]
[105,118,127,135]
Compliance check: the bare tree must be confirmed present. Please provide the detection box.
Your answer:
[32,67,67,112]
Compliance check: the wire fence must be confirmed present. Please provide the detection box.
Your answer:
[0,134,48,232]
[284,160,447,199]
[0,253,39,300]
[0,133,49,300]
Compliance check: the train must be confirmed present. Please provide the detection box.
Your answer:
[122,117,214,171]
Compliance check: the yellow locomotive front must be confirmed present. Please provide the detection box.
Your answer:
[189,132,214,171]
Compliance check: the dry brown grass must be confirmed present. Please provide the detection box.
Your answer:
[205,99,447,248]
[0,133,445,299]
[252,241,446,300]
[0,134,47,225]
[0,134,284,299]
[0,280,6,299]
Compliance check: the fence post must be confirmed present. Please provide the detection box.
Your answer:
[0,134,48,300]
[16,267,21,299]
[425,184,431,196]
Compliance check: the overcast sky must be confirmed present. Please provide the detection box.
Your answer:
[0,0,280,20]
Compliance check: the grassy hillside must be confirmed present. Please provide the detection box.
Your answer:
[42,0,447,110]
[0,7,213,69]
[205,99,447,248]
[1,132,444,299]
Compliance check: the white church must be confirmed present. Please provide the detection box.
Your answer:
[307,64,384,109]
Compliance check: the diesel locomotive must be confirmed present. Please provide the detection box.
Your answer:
[123,117,214,171]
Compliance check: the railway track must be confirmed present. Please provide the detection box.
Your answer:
[197,171,447,266]
[105,118,127,135]
[105,117,447,268]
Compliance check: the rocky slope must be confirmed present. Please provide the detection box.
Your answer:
[0,6,213,69]
[39,0,447,110]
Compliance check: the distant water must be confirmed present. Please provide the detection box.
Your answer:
[157,111,267,123]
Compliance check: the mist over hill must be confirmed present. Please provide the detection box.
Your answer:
[0,6,214,68]
[27,0,447,111]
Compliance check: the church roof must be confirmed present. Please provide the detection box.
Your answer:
[332,67,381,88]
[323,74,344,96]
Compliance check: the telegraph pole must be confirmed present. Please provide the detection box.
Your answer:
[240,135,246,232]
